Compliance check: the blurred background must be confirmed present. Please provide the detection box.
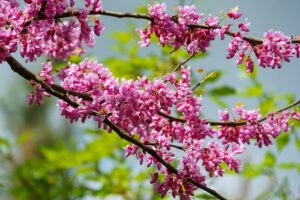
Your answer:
[0,0,299,199]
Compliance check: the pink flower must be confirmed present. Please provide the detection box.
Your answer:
[254,30,293,69]
[245,56,254,73]
[137,28,151,47]
[238,21,250,32]
[0,0,23,62]
[227,6,242,20]
[205,15,218,27]
[178,5,204,25]
[28,62,54,105]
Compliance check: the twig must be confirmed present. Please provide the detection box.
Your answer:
[145,142,184,150]
[24,9,152,28]
[8,55,297,129]
[191,82,201,91]
[172,54,196,73]
[5,56,92,102]
[5,55,227,200]
[158,99,300,126]
[158,111,186,123]
[23,9,300,45]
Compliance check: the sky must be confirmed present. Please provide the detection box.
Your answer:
[0,0,299,199]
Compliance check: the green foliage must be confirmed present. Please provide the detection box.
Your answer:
[0,137,10,149]
[195,193,218,199]
[279,162,300,172]
[242,151,276,179]
[208,85,236,96]
[275,133,290,152]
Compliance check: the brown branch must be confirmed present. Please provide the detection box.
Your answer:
[103,118,225,200]
[172,54,196,72]
[158,111,186,123]
[51,84,93,101]
[188,24,264,46]
[5,56,92,102]
[145,142,184,150]
[24,9,152,28]
[158,99,300,127]
[5,55,226,200]
[7,55,297,129]
[23,9,300,46]
[5,56,78,107]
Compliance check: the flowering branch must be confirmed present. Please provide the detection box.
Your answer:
[5,55,226,200]
[24,9,300,45]
[2,2,299,199]
[23,9,152,29]
[8,54,296,128]
[145,142,184,151]
[159,100,300,126]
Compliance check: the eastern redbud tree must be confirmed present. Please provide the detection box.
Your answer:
[1,0,300,199]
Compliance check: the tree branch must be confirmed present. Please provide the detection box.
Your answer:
[8,55,297,129]
[5,56,92,103]
[158,99,300,126]
[5,55,226,200]
[172,54,196,72]
[23,9,300,46]
[145,142,184,151]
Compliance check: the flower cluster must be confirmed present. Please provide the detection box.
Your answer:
[0,0,24,63]
[254,30,295,68]
[218,105,299,147]
[1,0,104,62]
[28,62,54,105]
[49,59,298,199]
[1,0,299,71]
[138,3,299,72]
[138,3,215,54]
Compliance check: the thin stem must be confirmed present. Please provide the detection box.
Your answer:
[158,100,300,126]
[172,54,196,73]
[23,9,300,45]
[24,9,152,28]
[145,142,184,150]
[5,55,227,200]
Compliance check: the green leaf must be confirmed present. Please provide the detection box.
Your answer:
[84,128,101,135]
[295,137,300,151]
[275,133,290,152]
[242,163,264,178]
[111,31,133,45]
[68,54,82,64]
[200,71,218,84]
[135,5,148,13]
[195,193,218,199]
[279,162,297,170]
[211,96,228,108]
[263,151,276,167]
[297,164,300,172]
[17,131,34,144]
[204,70,223,83]
[0,137,10,148]
[208,85,236,96]
[259,96,276,115]
[240,84,263,97]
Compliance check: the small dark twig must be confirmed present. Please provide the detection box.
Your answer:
[172,54,196,72]
[145,142,184,150]
[158,99,300,127]
[22,9,300,46]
